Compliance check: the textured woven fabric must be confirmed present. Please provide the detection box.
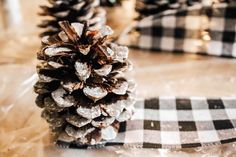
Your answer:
[57,97,236,149]
[118,2,236,58]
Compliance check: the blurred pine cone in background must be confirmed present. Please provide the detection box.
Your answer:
[38,0,106,37]
[100,0,123,7]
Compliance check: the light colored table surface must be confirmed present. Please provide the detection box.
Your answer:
[0,0,236,157]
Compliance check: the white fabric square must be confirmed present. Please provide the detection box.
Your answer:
[210,109,229,120]
[139,35,152,49]
[225,109,236,119]
[161,131,181,144]
[138,16,153,27]
[160,110,178,121]
[232,42,236,57]
[207,41,223,56]
[190,97,208,109]
[177,111,194,121]
[143,130,161,143]
[144,109,159,121]
[183,39,200,53]
[221,97,236,108]
[162,16,176,28]
[210,18,225,31]
[125,130,143,143]
[192,110,212,121]
[198,130,219,143]
[185,16,201,29]
[160,37,174,51]
[132,108,144,120]
[159,96,176,109]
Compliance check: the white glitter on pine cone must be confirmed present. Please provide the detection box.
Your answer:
[66,115,92,128]
[83,86,108,102]
[123,97,136,109]
[51,87,76,107]
[110,44,129,62]
[91,117,116,128]
[48,61,64,68]
[61,81,83,93]
[38,74,57,83]
[94,65,112,76]
[71,23,84,37]
[65,125,95,139]
[78,45,91,55]
[74,61,91,81]
[44,46,72,57]
[127,79,137,92]
[58,132,75,143]
[100,100,125,117]
[99,26,114,37]
[76,105,101,119]
[58,31,69,42]
[112,81,129,95]
[101,125,118,141]
[116,109,133,122]
[93,25,113,38]
[41,36,50,44]
[107,47,115,56]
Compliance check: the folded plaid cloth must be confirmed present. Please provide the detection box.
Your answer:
[57,97,236,149]
[118,2,236,58]
[135,0,201,19]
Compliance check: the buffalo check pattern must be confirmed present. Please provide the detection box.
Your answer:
[57,97,236,149]
[119,2,236,58]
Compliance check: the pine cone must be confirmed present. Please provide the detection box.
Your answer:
[34,21,136,146]
[100,0,123,7]
[38,0,106,37]
[135,0,199,19]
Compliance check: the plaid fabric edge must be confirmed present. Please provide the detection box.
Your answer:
[56,97,236,149]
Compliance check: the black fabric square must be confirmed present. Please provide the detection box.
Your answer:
[213,120,234,130]
[224,7,236,19]
[152,26,163,37]
[163,28,174,37]
[221,138,236,144]
[119,122,127,133]
[208,99,225,109]
[141,27,152,36]
[176,99,192,110]
[223,31,235,43]
[174,27,186,39]
[181,143,201,148]
[143,143,162,148]
[145,98,159,109]
[178,122,197,131]
[176,10,187,16]
[144,120,160,130]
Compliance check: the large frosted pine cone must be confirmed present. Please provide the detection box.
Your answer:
[34,21,136,146]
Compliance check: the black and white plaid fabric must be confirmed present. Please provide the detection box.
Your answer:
[57,97,236,149]
[118,2,236,57]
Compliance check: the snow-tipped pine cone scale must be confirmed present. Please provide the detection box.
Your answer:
[34,21,136,146]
